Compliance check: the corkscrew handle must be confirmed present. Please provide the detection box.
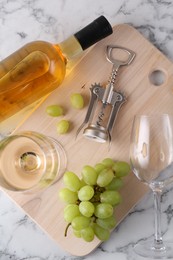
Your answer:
[102,45,136,104]
[106,45,136,70]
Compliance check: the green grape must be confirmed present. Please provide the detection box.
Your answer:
[56,120,70,134]
[102,158,115,167]
[70,93,84,109]
[82,166,98,185]
[96,216,116,230]
[93,223,110,241]
[63,171,81,192]
[78,185,94,201]
[72,216,90,230]
[100,190,122,206]
[80,178,87,188]
[64,204,80,222]
[79,201,95,217]
[95,203,113,219]
[105,177,123,190]
[81,226,95,242]
[112,161,131,177]
[46,105,63,117]
[97,168,114,187]
[94,163,106,174]
[59,188,78,204]
[73,229,81,238]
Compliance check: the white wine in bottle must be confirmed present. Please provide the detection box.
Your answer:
[0,16,113,122]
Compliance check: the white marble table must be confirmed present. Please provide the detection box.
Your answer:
[0,0,173,259]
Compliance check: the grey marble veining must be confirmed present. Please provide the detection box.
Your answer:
[0,0,173,259]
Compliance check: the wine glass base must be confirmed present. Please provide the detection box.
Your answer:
[134,240,173,259]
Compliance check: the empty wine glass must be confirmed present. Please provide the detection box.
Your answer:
[0,131,67,192]
[130,114,173,259]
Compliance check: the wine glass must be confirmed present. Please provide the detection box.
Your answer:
[0,131,67,192]
[130,114,173,259]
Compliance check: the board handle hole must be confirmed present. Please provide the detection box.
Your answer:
[149,69,166,86]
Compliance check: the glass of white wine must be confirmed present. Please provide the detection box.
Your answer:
[130,114,173,259]
[0,131,67,192]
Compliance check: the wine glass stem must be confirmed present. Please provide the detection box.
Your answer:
[153,189,165,249]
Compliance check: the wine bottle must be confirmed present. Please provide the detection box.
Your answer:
[0,16,112,122]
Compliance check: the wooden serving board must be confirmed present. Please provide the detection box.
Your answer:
[5,24,173,256]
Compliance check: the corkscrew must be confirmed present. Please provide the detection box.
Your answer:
[76,45,136,143]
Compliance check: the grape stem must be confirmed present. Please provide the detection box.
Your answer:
[94,185,105,193]
[64,223,71,237]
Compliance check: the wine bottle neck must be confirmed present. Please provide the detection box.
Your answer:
[58,35,84,61]
[55,16,113,62]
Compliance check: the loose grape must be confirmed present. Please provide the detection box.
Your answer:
[82,166,98,185]
[79,201,95,217]
[93,223,110,241]
[81,226,95,242]
[63,171,81,192]
[97,168,114,187]
[46,105,63,117]
[102,158,115,167]
[56,120,70,134]
[70,93,84,109]
[72,216,90,230]
[96,216,116,230]
[112,161,131,177]
[59,188,78,204]
[105,177,123,190]
[95,203,113,219]
[100,190,122,206]
[78,185,94,201]
[64,204,80,222]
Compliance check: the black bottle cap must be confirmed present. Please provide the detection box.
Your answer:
[74,16,113,50]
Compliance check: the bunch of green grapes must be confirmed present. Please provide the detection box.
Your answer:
[59,158,130,242]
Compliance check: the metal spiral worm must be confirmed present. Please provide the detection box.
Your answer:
[96,104,106,126]
[96,66,118,126]
[108,66,118,85]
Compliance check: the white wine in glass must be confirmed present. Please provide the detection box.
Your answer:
[0,131,67,192]
[130,114,173,259]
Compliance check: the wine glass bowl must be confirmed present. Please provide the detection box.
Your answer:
[130,114,173,259]
[0,131,67,192]
[130,114,173,187]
